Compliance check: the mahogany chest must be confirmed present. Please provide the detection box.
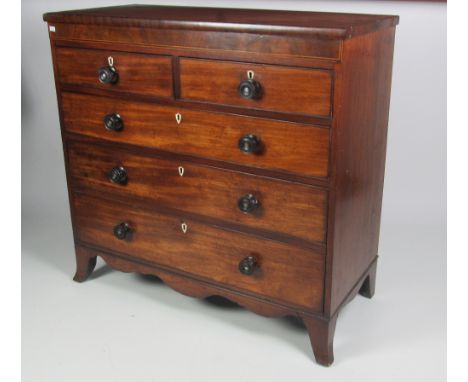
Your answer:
[43,5,398,366]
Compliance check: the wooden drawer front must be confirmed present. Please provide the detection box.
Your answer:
[180,58,332,117]
[68,141,327,243]
[53,24,342,60]
[62,92,329,178]
[73,193,325,310]
[56,47,173,97]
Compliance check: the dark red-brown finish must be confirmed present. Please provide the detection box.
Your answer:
[43,5,398,39]
[56,47,173,98]
[60,92,330,179]
[73,193,325,310]
[67,139,328,244]
[44,5,398,366]
[179,58,332,117]
[325,27,396,316]
[51,24,343,60]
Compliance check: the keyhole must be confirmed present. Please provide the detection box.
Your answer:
[181,222,188,233]
[108,56,114,67]
[247,70,255,80]
[178,166,184,176]
[175,112,182,125]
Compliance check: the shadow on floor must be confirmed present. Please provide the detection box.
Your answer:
[134,272,307,330]
[22,208,384,363]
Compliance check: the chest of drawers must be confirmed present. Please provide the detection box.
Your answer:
[44,5,398,366]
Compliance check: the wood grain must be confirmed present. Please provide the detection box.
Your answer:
[73,193,325,311]
[74,243,314,318]
[44,5,398,366]
[61,92,330,178]
[43,5,398,39]
[50,23,342,60]
[68,140,328,244]
[325,27,396,316]
[56,47,173,97]
[59,84,332,127]
[52,37,338,71]
[180,58,332,117]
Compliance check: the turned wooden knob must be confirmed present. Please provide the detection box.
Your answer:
[238,134,261,154]
[107,166,128,185]
[238,79,262,99]
[98,65,118,84]
[113,222,132,240]
[104,113,123,131]
[238,194,260,214]
[239,256,258,275]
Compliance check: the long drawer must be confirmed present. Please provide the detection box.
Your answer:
[68,140,328,243]
[56,47,173,97]
[73,193,325,310]
[179,58,333,117]
[61,92,330,178]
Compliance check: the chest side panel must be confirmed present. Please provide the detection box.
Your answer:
[326,27,396,316]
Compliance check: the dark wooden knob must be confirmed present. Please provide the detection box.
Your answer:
[239,256,258,275]
[238,134,261,153]
[108,166,127,185]
[238,79,262,99]
[104,113,123,131]
[113,222,131,240]
[238,194,260,213]
[98,66,118,84]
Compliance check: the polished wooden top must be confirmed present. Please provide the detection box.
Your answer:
[43,5,399,39]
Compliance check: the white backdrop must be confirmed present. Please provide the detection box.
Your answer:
[22,1,446,381]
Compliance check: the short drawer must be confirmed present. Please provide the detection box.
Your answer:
[179,58,332,117]
[68,141,328,244]
[55,47,172,97]
[62,92,330,178]
[73,193,325,311]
